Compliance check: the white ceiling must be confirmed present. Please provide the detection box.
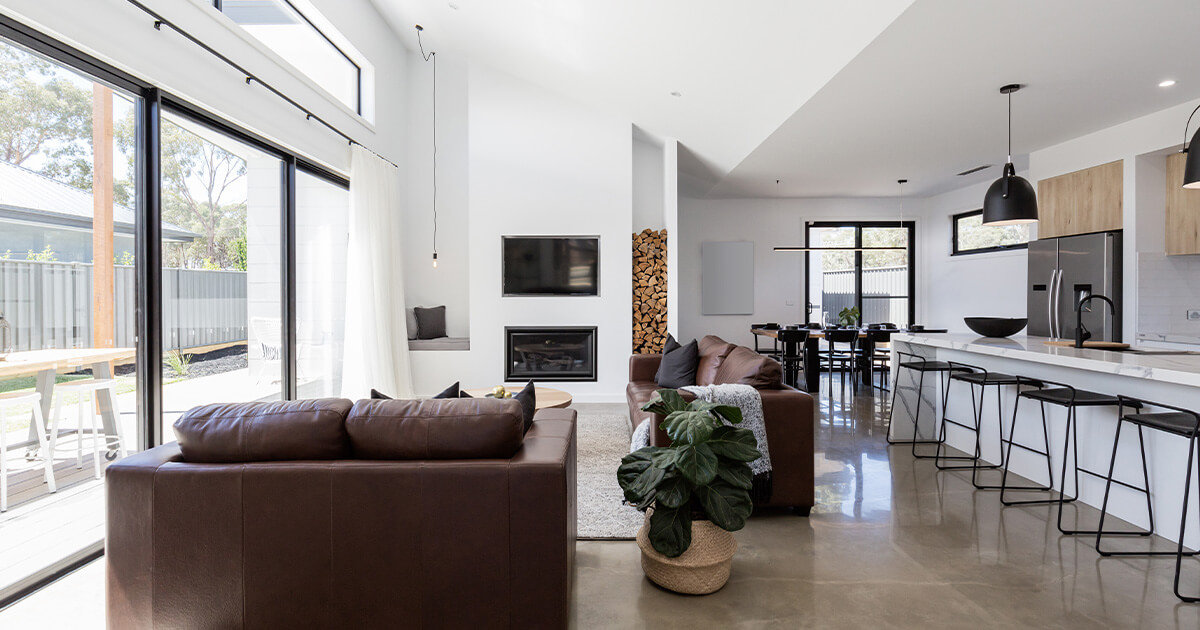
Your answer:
[714,0,1200,198]
[369,0,912,176]
[370,0,1200,200]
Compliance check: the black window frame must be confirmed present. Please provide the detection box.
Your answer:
[802,220,917,326]
[951,209,1031,256]
[213,0,363,115]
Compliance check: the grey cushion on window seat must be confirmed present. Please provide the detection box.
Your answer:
[408,336,471,351]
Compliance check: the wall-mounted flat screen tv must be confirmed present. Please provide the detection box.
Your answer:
[502,236,600,296]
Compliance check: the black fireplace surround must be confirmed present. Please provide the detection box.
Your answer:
[505,326,597,382]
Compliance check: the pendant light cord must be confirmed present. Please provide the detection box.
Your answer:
[418,26,437,256]
[1007,90,1013,162]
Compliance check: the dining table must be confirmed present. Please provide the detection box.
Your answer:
[0,347,135,453]
[749,327,948,392]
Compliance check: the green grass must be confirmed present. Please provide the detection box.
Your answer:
[0,373,93,394]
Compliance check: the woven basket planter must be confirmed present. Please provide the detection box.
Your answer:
[636,512,738,595]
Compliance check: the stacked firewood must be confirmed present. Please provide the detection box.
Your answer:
[632,228,668,354]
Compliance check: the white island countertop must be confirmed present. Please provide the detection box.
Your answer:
[893,333,1200,388]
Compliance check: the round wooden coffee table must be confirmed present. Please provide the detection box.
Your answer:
[464,386,573,410]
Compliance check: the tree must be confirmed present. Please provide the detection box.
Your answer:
[0,45,91,175]
[115,115,248,270]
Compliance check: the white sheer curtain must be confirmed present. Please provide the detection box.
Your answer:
[341,145,414,399]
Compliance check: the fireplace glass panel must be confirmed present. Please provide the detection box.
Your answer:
[505,327,597,382]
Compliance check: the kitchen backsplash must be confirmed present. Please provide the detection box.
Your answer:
[1137,251,1200,344]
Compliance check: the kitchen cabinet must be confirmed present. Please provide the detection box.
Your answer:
[1035,159,1122,238]
[1166,151,1200,255]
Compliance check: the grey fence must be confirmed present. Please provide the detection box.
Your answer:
[820,266,909,325]
[0,259,247,352]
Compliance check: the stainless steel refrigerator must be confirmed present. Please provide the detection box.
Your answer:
[1027,231,1122,341]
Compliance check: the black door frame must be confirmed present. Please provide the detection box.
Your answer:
[803,220,917,326]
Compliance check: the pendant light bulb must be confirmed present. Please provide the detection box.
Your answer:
[432,252,438,269]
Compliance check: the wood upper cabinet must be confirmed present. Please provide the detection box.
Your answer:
[1166,152,1200,255]
[1035,160,1123,238]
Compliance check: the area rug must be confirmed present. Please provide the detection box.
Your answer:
[576,411,644,540]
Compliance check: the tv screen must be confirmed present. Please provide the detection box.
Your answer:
[503,236,599,296]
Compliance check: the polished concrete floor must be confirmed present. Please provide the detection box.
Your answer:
[571,381,1200,629]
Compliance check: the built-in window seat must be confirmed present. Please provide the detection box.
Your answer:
[408,337,470,351]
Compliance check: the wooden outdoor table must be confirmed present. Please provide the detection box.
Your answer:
[0,347,135,451]
[750,328,947,392]
[463,386,573,410]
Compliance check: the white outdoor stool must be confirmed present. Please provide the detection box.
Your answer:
[0,391,56,512]
[47,378,127,480]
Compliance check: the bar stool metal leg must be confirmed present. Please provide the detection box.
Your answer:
[999,389,1059,505]
[1057,403,1153,537]
[1175,434,1200,602]
[971,380,1011,489]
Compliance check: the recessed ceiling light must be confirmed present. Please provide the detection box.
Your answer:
[670,91,681,97]
[1160,79,1177,88]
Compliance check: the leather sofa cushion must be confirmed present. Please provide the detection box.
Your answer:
[174,398,353,463]
[696,335,735,385]
[347,398,524,459]
[715,346,783,389]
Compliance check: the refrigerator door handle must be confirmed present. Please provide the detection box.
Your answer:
[1051,268,1062,339]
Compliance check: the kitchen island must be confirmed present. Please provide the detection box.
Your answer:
[889,333,1200,546]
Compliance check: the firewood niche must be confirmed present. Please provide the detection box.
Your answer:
[632,228,668,354]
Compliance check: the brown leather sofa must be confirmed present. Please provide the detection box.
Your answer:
[106,397,576,629]
[626,335,814,514]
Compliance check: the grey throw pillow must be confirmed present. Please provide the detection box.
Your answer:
[414,306,447,339]
[655,334,698,388]
[406,308,418,340]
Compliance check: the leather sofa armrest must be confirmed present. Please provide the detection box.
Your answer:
[629,354,662,382]
[106,443,184,625]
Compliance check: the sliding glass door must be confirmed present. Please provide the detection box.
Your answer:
[158,109,285,432]
[0,16,352,605]
[805,221,916,327]
[0,36,143,597]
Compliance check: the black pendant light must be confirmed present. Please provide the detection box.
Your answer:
[1180,102,1200,188]
[982,84,1038,225]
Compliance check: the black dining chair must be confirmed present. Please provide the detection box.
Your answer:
[750,323,780,359]
[822,329,861,393]
[775,328,810,389]
[864,329,893,391]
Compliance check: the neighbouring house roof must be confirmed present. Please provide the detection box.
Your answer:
[0,159,198,241]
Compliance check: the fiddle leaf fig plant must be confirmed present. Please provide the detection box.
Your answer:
[618,389,761,558]
[838,306,861,327]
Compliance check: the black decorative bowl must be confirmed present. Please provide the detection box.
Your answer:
[964,317,1027,338]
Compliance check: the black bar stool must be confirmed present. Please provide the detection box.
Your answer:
[1095,396,1200,603]
[886,350,970,460]
[776,328,809,390]
[932,361,1016,475]
[1002,377,1151,539]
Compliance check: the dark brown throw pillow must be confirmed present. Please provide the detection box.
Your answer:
[513,380,536,433]
[655,334,698,388]
[433,381,473,399]
[414,306,447,339]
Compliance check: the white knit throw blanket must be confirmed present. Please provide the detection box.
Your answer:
[630,384,772,481]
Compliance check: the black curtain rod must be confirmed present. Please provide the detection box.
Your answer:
[125,0,399,170]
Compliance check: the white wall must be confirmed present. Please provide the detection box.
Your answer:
[920,178,1030,332]
[404,53,470,336]
[677,196,929,347]
[409,64,632,401]
[0,0,408,173]
[633,137,665,230]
